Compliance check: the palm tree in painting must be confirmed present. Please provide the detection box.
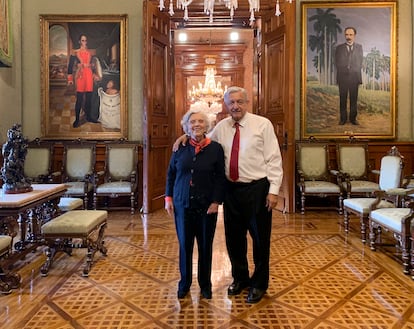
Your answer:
[308,8,342,85]
[365,47,390,92]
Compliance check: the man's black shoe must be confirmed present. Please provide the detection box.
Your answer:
[351,120,359,125]
[339,120,346,125]
[201,290,212,299]
[246,288,265,304]
[227,281,249,296]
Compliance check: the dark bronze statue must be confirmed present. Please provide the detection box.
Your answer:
[1,124,32,194]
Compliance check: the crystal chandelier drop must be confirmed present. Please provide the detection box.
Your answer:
[158,0,293,24]
[188,57,226,104]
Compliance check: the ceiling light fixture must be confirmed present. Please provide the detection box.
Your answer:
[188,57,226,104]
[158,0,294,25]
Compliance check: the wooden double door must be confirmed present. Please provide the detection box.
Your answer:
[142,0,296,213]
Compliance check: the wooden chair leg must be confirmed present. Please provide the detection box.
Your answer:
[343,210,350,233]
[130,195,135,214]
[338,196,344,215]
[301,194,305,215]
[83,223,107,277]
[360,215,368,243]
[40,239,73,277]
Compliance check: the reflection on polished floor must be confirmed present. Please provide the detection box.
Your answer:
[1,208,414,329]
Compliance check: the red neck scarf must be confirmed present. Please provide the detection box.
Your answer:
[189,137,211,154]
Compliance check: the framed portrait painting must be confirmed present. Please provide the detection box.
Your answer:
[301,1,397,139]
[0,0,12,67]
[40,15,128,139]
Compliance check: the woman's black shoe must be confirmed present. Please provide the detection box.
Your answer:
[177,290,188,299]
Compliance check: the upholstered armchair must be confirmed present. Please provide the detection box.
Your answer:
[336,143,379,199]
[23,138,84,212]
[24,138,60,183]
[369,191,414,275]
[0,235,14,294]
[0,219,21,294]
[93,142,139,214]
[60,141,97,209]
[296,142,343,214]
[343,146,405,242]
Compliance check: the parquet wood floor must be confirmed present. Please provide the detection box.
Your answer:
[1,208,414,329]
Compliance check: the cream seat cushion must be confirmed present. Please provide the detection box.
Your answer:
[303,181,341,193]
[344,198,395,214]
[96,182,132,193]
[370,208,411,232]
[58,197,84,211]
[341,181,379,193]
[0,235,12,252]
[65,182,93,194]
[42,210,107,235]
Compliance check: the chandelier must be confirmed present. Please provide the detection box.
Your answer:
[188,57,226,104]
[158,0,294,24]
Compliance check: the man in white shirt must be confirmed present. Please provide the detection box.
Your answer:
[209,86,283,303]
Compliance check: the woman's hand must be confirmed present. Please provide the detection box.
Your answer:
[207,202,219,214]
[165,199,174,217]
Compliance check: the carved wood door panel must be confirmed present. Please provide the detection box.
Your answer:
[259,9,296,213]
[142,0,173,213]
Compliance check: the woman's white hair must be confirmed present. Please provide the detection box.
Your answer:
[181,108,211,135]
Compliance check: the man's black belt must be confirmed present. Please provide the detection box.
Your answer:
[227,177,267,186]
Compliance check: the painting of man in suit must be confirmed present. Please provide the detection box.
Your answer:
[302,4,396,139]
[335,27,363,125]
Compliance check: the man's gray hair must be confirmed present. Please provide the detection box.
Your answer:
[223,86,248,104]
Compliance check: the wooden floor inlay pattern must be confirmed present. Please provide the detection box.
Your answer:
[1,209,414,329]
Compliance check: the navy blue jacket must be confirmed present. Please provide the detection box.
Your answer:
[166,141,226,209]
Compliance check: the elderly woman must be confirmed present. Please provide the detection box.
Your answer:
[165,109,226,300]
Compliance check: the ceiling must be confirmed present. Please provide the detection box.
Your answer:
[158,0,277,28]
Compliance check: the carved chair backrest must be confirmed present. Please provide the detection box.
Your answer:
[336,143,370,179]
[296,143,330,180]
[105,143,138,181]
[378,146,405,190]
[24,139,53,182]
[62,143,96,181]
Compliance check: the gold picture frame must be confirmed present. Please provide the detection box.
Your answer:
[0,0,12,67]
[301,1,397,139]
[40,14,128,139]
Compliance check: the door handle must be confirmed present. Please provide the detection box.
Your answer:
[283,132,288,151]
